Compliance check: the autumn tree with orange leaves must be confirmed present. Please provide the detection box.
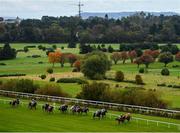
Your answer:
[48,51,61,67]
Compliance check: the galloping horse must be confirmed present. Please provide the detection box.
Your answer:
[59,104,68,113]
[42,103,54,113]
[93,109,107,119]
[9,99,20,107]
[28,99,37,110]
[115,113,131,124]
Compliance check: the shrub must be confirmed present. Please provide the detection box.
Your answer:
[35,84,69,97]
[161,68,170,76]
[76,82,109,100]
[24,47,29,52]
[56,78,88,84]
[157,83,166,87]
[1,79,38,93]
[135,75,144,85]
[0,63,6,66]
[40,74,46,80]
[172,85,180,89]
[52,44,57,49]
[32,55,41,58]
[115,71,124,82]
[49,77,55,82]
[0,43,17,60]
[61,46,64,50]
[139,68,144,73]
[47,68,53,74]
[38,45,43,50]
[0,73,26,77]
[38,61,43,64]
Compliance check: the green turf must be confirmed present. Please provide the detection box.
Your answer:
[0,97,179,132]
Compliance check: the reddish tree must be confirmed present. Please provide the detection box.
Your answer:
[134,57,142,68]
[110,52,121,64]
[73,60,81,72]
[140,54,154,68]
[68,54,77,67]
[128,50,137,63]
[144,49,152,55]
[121,51,128,64]
[151,50,160,59]
[175,52,180,62]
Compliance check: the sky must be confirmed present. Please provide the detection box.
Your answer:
[0,0,180,19]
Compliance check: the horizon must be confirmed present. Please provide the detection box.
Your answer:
[0,0,180,19]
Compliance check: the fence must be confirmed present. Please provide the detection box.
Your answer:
[0,98,179,130]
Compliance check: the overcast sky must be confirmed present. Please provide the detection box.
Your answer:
[0,0,180,18]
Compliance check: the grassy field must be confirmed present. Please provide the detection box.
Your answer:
[0,97,179,132]
[0,43,180,109]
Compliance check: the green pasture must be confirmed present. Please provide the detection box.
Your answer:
[0,97,179,132]
[0,43,180,109]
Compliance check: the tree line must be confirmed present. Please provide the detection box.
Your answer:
[0,12,180,46]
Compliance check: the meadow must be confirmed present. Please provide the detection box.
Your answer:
[0,97,179,132]
[0,43,180,109]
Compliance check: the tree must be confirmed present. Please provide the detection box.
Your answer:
[81,51,111,79]
[68,54,77,67]
[110,52,121,64]
[48,51,61,67]
[128,50,137,63]
[73,60,81,72]
[175,52,180,62]
[59,53,66,67]
[136,48,143,57]
[47,68,53,74]
[158,52,174,67]
[140,54,154,68]
[170,45,179,55]
[151,50,160,59]
[121,51,128,64]
[108,45,114,53]
[0,43,16,60]
[134,57,142,68]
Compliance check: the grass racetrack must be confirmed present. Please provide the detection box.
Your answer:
[0,97,179,132]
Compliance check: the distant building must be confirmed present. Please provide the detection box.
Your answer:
[2,17,21,25]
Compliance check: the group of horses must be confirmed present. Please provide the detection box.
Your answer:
[9,98,131,124]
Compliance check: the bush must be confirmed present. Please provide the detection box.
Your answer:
[24,47,29,52]
[52,44,57,49]
[35,84,69,97]
[161,68,170,76]
[0,73,26,77]
[0,63,6,66]
[38,61,43,64]
[139,68,144,73]
[40,74,46,80]
[157,83,166,87]
[49,77,55,82]
[47,68,53,74]
[0,79,38,93]
[25,45,36,48]
[32,55,41,58]
[61,46,64,50]
[115,71,124,82]
[38,45,43,49]
[172,85,180,89]
[77,82,109,100]
[135,75,144,85]
[56,78,88,84]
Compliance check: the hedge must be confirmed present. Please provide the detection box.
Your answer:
[0,74,26,77]
[56,78,88,84]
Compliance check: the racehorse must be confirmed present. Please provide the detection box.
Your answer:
[93,109,107,119]
[59,104,68,113]
[9,99,20,107]
[70,105,89,115]
[115,113,131,124]
[28,99,37,110]
[42,103,54,113]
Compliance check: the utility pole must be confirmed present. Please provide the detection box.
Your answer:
[78,1,84,18]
